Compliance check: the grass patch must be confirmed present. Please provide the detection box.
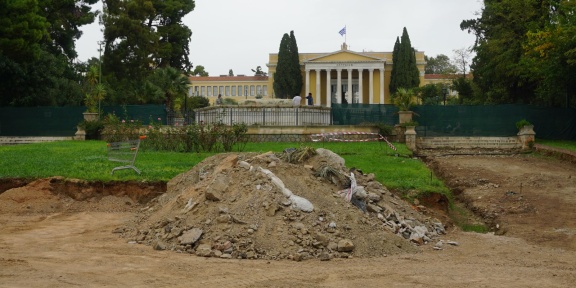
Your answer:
[0,141,213,182]
[460,224,490,233]
[449,204,489,233]
[537,139,576,152]
[0,140,450,201]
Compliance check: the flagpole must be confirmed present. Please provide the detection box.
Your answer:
[345,25,347,44]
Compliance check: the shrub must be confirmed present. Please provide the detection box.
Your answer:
[515,119,532,130]
[78,119,104,140]
[101,114,143,143]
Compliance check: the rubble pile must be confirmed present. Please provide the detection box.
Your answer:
[121,148,446,260]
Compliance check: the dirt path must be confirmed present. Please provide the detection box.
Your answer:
[1,151,576,287]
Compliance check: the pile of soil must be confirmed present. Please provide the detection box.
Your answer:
[120,148,447,260]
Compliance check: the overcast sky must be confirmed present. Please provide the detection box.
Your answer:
[76,0,483,76]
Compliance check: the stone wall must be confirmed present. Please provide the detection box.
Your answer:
[0,136,74,145]
[417,137,521,150]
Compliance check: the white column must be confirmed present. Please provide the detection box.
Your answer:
[336,69,342,104]
[368,69,374,104]
[379,68,385,104]
[326,69,332,107]
[315,69,321,106]
[358,68,364,104]
[305,69,310,96]
[347,69,353,104]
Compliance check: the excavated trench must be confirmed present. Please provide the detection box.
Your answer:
[0,177,166,204]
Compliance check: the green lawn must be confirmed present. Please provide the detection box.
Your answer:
[537,139,576,152]
[0,140,449,198]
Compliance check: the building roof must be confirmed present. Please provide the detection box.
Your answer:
[189,75,268,82]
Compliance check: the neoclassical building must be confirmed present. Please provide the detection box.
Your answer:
[267,43,426,106]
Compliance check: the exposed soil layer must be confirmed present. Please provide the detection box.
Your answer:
[1,147,576,287]
[422,148,576,251]
[0,177,165,214]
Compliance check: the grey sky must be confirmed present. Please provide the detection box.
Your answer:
[76,0,483,76]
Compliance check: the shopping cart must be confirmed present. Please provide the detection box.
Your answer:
[107,135,146,175]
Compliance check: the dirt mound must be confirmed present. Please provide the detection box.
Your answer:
[121,148,447,260]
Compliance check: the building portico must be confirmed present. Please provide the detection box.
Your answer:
[267,43,426,106]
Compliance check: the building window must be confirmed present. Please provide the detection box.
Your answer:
[207,86,211,96]
[238,85,243,96]
[225,86,230,96]
[213,86,218,96]
[188,87,193,96]
[232,86,236,96]
[250,85,255,96]
[256,85,262,96]
[219,86,224,96]
[194,86,199,96]
[263,85,268,96]
[201,86,206,96]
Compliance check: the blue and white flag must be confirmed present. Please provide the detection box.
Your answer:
[339,26,346,36]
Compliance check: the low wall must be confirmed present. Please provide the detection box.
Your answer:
[0,136,75,145]
[417,136,521,149]
[245,125,381,142]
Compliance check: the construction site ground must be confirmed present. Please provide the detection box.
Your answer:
[1,146,575,287]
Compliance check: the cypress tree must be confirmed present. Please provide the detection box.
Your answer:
[389,37,401,94]
[273,33,292,98]
[391,27,420,95]
[274,30,303,98]
[289,31,303,97]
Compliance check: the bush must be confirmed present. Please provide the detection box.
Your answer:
[78,119,105,140]
[515,119,532,130]
[222,98,238,105]
[139,121,249,153]
[101,114,143,143]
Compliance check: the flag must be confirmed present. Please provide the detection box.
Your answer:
[339,26,346,36]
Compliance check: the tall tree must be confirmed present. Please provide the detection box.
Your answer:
[461,0,551,104]
[424,54,457,74]
[452,47,473,78]
[192,65,209,76]
[389,37,401,94]
[390,28,420,95]
[289,31,303,96]
[274,31,302,98]
[101,0,195,103]
[523,0,576,107]
[0,0,49,61]
[39,0,99,59]
[0,0,96,106]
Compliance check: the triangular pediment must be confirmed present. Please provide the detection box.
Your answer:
[306,50,383,63]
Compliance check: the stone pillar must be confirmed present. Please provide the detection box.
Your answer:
[405,126,417,152]
[326,69,332,107]
[315,69,321,105]
[358,68,364,104]
[347,68,353,104]
[305,69,310,96]
[369,69,374,104]
[517,125,536,150]
[336,69,342,104]
[379,68,385,104]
